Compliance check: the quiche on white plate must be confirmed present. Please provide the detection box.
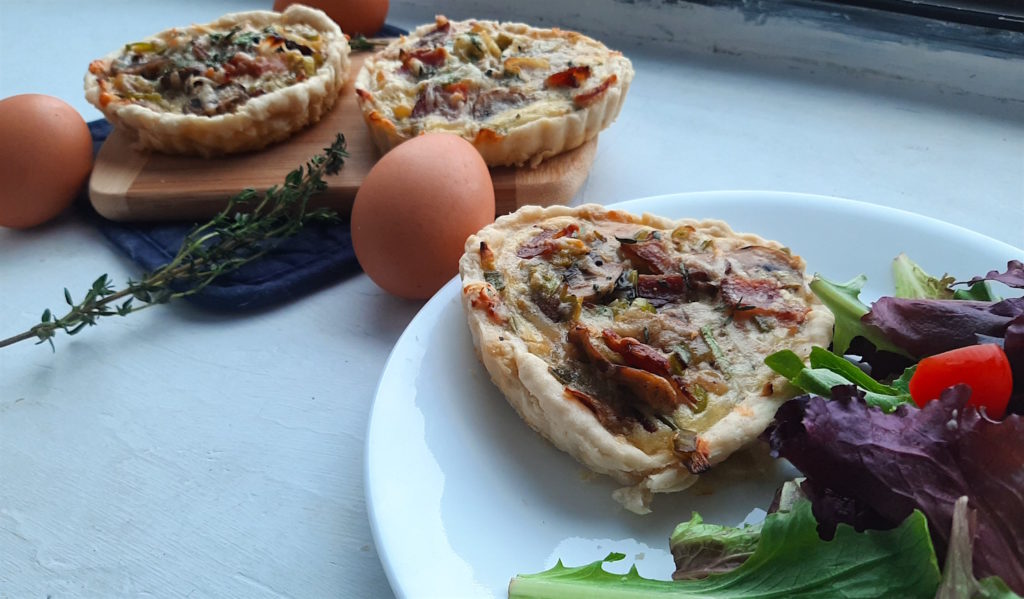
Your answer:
[459,204,834,513]
[355,16,634,167]
[84,5,350,157]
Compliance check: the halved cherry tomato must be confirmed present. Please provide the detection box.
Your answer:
[909,343,1013,418]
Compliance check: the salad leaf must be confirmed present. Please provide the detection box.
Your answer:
[1006,316,1024,414]
[863,296,1024,358]
[962,260,1024,290]
[891,364,916,394]
[954,281,1002,302]
[937,497,977,599]
[890,253,1010,303]
[892,253,955,299]
[807,345,899,395]
[937,497,1023,599]
[508,499,940,598]
[670,479,810,581]
[763,387,1024,593]
[669,513,760,580]
[764,347,912,412]
[809,275,910,356]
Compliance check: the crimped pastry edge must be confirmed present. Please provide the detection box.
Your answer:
[355,20,634,167]
[83,5,350,157]
[459,204,835,513]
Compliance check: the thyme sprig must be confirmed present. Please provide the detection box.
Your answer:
[0,134,349,351]
[347,34,391,52]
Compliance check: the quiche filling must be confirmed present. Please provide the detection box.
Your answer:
[88,22,330,116]
[465,217,814,473]
[358,16,624,138]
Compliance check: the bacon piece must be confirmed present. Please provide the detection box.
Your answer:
[720,276,808,323]
[636,271,716,305]
[619,238,676,274]
[479,241,496,270]
[410,79,477,119]
[637,273,688,303]
[545,65,591,89]
[464,282,506,325]
[574,74,617,108]
[223,54,287,79]
[401,46,448,68]
[516,224,580,259]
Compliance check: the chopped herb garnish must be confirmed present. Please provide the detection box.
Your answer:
[669,345,691,375]
[700,325,731,378]
[690,383,709,412]
[484,270,505,291]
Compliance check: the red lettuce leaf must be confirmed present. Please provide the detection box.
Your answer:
[763,386,1024,593]
[962,260,1024,289]
[862,296,1024,357]
[1006,315,1024,415]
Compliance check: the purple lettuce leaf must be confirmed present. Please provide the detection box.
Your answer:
[1006,315,1024,415]
[862,296,1024,358]
[763,386,1024,593]
[962,260,1024,289]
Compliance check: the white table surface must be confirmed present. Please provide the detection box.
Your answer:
[1,1,1022,597]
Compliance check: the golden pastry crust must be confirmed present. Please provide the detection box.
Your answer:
[355,16,633,167]
[459,204,834,513]
[84,5,350,157]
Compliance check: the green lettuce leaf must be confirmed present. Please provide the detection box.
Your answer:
[890,253,1002,302]
[809,275,910,357]
[953,281,1003,302]
[508,500,941,598]
[669,513,760,580]
[892,253,956,300]
[764,347,913,412]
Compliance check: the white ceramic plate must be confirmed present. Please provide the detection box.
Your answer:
[365,191,1022,599]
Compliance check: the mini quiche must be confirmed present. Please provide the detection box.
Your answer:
[459,205,833,513]
[84,5,350,156]
[355,16,633,167]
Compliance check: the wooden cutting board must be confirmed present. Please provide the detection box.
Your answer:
[88,50,598,222]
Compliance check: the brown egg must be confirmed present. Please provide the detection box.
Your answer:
[0,94,93,229]
[352,133,495,300]
[272,0,389,37]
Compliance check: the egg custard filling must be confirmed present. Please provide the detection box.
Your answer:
[84,5,350,156]
[355,16,634,166]
[459,205,834,513]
